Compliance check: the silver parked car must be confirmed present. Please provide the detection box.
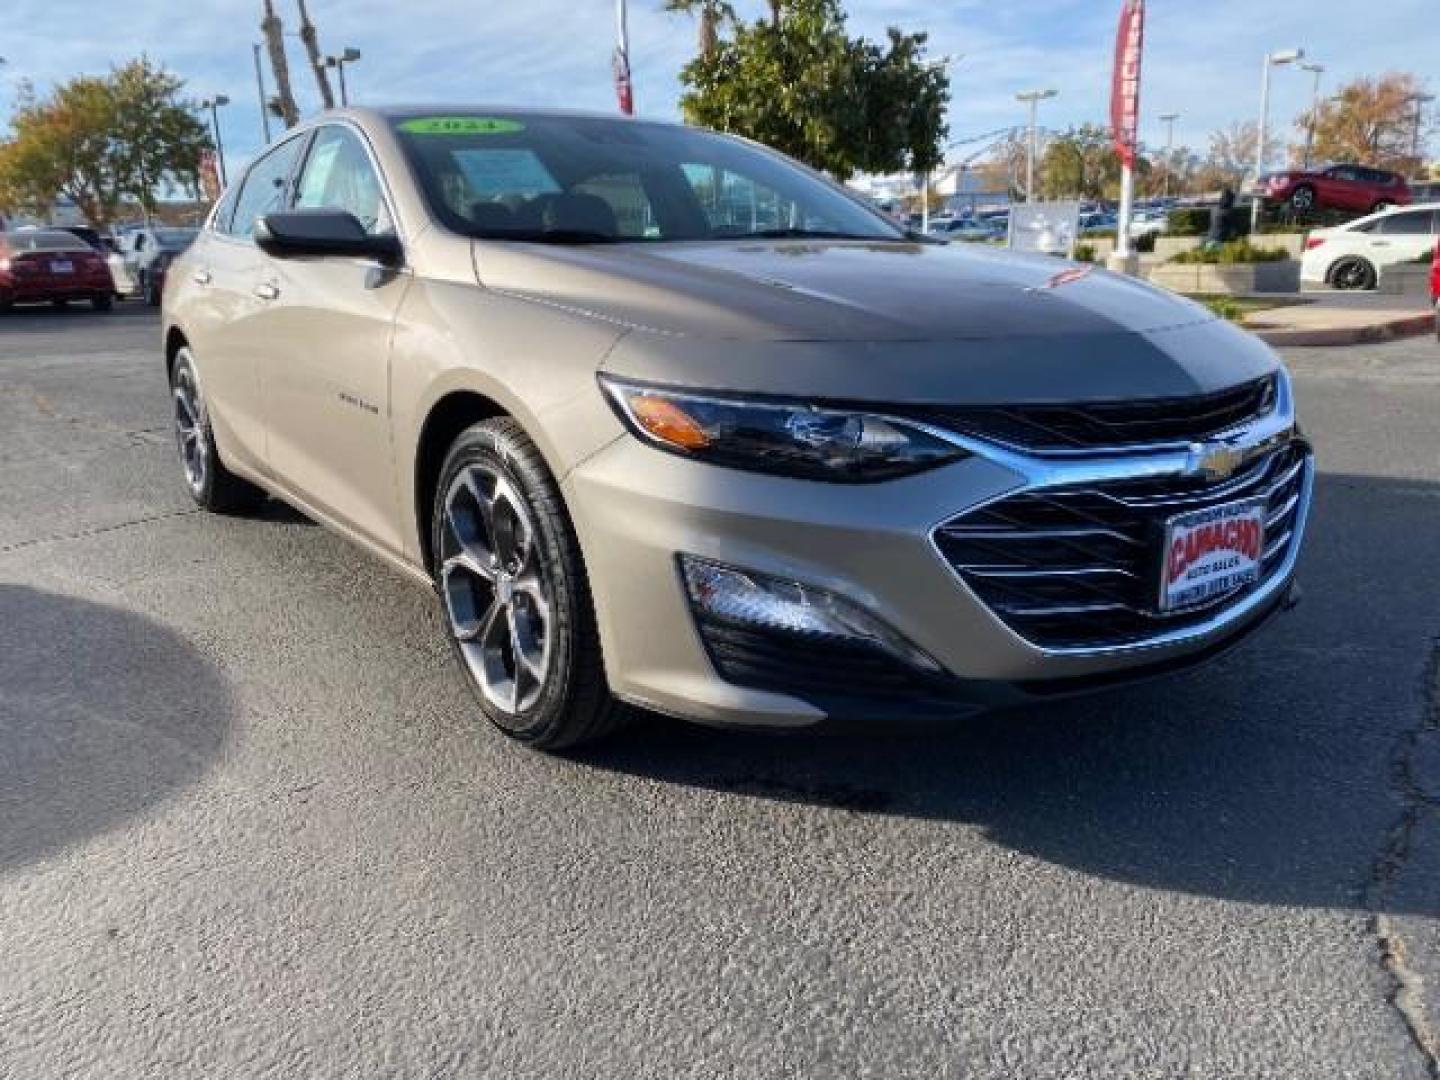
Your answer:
[162,107,1313,749]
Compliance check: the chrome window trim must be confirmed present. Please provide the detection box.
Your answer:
[923,367,1314,659]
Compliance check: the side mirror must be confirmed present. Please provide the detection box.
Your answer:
[255,209,402,262]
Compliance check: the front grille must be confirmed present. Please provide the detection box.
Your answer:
[908,376,1277,453]
[934,439,1310,650]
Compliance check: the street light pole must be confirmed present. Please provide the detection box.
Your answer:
[1412,93,1436,163]
[324,48,362,107]
[1252,48,1303,233]
[252,44,272,144]
[201,95,232,187]
[1159,112,1179,198]
[1299,62,1324,170]
[1016,89,1057,204]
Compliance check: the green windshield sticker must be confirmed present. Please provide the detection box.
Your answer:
[398,116,524,135]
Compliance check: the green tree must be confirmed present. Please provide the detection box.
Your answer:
[1039,124,1126,200]
[0,59,210,226]
[677,0,948,181]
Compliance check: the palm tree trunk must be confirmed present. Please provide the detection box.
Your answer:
[295,0,335,110]
[260,0,301,128]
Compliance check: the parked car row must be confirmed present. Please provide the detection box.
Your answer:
[0,223,198,312]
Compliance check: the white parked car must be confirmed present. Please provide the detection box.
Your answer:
[1301,203,1440,290]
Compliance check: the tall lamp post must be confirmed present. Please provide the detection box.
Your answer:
[1252,48,1304,232]
[199,95,232,187]
[1412,93,1436,162]
[1016,88,1058,204]
[323,48,362,107]
[1159,112,1180,197]
[1299,61,1324,169]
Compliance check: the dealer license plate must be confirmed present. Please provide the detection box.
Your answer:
[1159,497,1267,612]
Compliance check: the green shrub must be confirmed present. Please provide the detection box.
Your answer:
[1166,206,1251,238]
[1204,297,1245,322]
[1134,231,1157,253]
[1169,239,1291,265]
[1072,243,1097,263]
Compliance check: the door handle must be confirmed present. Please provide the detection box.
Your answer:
[192,269,212,285]
[253,282,280,301]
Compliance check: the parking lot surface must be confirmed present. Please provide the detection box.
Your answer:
[1,304,1438,1078]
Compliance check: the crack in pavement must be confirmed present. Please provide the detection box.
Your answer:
[0,508,201,555]
[1366,638,1440,1079]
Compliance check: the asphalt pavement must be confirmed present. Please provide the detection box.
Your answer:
[1,303,1437,1079]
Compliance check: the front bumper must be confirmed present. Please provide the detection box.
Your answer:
[564,392,1312,729]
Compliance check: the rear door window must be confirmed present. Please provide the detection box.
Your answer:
[1378,211,1432,235]
[229,135,306,239]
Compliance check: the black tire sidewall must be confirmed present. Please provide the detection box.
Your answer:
[431,420,603,747]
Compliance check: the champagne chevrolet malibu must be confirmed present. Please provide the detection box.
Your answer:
[162,107,1313,749]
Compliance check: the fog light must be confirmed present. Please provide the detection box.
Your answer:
[679,555,943,674]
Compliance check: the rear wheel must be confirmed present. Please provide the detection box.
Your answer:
[432,418,626,750]
[91,293,112,311]
[1330,256,1377,291]
[170,347,265,513]
[1371,200,1393,214]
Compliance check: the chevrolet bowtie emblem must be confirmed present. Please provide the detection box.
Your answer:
[1187,441,1246,482]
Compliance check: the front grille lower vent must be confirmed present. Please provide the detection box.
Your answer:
[908,376,1277,453]
[934,439,1310,650]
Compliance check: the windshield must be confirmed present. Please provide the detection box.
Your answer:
[5,231,91,253]
[391,112,904,244]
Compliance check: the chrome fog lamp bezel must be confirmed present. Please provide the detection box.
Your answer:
[678,554,944,675]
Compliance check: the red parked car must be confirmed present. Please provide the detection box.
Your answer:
[1257,164,1411,215]
[0,229,116,311]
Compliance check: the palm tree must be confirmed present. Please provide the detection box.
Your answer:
[295,0,336,110]
[260,0,300,127]
[662,0,736,60]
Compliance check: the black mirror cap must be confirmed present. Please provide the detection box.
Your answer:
[255,209,402,262]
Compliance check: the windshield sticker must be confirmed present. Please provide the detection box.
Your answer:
[398,116,524,135]
[452,149,560,197]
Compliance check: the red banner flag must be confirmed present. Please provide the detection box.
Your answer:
[613,48,634,116]
[1110,0,1145,168]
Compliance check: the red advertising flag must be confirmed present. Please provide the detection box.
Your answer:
[613,47,634,116]
[198,149,221,201]
[1110,0,1145,168]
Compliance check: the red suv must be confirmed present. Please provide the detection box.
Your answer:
[0,229,115,311]
[1258,164,1411,215]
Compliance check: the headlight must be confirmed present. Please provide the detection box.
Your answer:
[600,377,967,482]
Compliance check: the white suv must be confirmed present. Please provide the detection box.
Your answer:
[1301,203,1440,290]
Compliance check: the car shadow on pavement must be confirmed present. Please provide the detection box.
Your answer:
[574,471,1440,916]
[0,584,233,873]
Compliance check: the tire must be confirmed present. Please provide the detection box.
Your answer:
[51,298,68,309]
[91,293,113,311]
[1371,201,1393,214]
[431,417,627,750]
[1329,256,1377,291]
[1289,185,1316,213]
[145,273,161,307]
[170,347,265,514]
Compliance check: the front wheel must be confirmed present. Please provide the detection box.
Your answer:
[170,347,265,513]
[432,418,626,750]
[91,293,113,311]
[1371,201,1393,214]
[1289,185,1316,213]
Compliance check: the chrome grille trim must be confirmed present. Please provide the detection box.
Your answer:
[924,368,1313,658]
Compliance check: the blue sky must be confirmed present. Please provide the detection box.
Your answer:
[2,0,1434,174]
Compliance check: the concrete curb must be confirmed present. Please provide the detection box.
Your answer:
[1251,312,1435,347]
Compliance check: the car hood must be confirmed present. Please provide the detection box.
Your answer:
[474,238,1214,343]
[472,238,1280,403]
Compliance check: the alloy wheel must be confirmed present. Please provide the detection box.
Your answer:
[173,366,208,493]
[439,464,553,715]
